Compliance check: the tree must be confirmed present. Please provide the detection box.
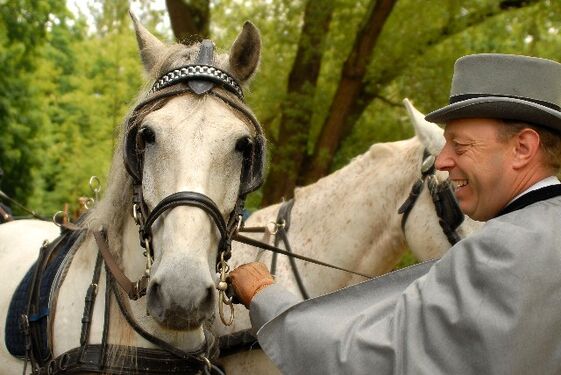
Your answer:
[3,0,560,216]
[166,0,210,41]
[0,0,67,213]
[260,0,335,206]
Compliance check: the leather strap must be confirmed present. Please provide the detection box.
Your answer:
[233,233,372,279]
[141,191,228,245]
[398,148,462,246]
[92,229,149,300]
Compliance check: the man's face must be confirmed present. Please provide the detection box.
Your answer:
[435,118,516,221]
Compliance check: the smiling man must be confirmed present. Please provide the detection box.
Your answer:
[230,54,561,374]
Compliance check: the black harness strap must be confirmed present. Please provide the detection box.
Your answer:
[269,199,310,299]
[19,230,79,373]
[398,148,464,246]
[32,248,222,375]
[398,149,435,231]
[233,233,372,279]
[79,253,103,349]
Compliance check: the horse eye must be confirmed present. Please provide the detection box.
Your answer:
[139,127,156,144]
[235,136,253,153]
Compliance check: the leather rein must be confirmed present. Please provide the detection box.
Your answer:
[398,148,465,245]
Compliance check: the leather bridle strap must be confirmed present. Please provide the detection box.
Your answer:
[140,191,230,251]
[270,199,310,299]
[93,229,149,300]
[398,149,435,230]
[398,148,463,246]
[108,274,219,366]
[232,233,373,279]
[36,344,224,375]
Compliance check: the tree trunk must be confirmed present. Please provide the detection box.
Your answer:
[260,0,334,206]
[166,0,210,42]
[299,0,397,185]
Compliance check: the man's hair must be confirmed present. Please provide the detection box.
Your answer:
[498,120,561,172]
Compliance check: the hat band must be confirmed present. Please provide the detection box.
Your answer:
[449,93,561,112]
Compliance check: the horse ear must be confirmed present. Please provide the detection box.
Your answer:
[229,21,261,82]
[130,11,166,73]
[403,98,445,154]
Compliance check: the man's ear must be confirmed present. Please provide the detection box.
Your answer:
[512,128,540,169]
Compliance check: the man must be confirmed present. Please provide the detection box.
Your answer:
[230,54,561,374]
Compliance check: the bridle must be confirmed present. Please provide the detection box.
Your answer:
[398,148,465,245]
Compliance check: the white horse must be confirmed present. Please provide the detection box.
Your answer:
[0,15,264,374]
[216,99,482,374]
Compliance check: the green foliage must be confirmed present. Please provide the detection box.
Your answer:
[0,0,67,214]
[0,0,152,216]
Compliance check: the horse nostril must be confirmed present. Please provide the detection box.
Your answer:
[147,281,164,319]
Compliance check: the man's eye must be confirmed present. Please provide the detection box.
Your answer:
[453,141,469,154]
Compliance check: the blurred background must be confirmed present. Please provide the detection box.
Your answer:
[1,0,560,218]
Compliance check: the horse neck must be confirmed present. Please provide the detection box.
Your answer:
[280,138,422,295]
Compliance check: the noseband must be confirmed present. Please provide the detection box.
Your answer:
[398,149,464,246]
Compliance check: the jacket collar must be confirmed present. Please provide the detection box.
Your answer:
[496,184,561,217]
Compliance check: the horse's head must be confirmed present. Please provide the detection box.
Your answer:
[125,16,263,330]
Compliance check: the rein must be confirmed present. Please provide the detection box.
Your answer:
[233,199,373,284]
[398,148,464,245]
[0,189,45,221]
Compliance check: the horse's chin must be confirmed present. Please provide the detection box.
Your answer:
[150,306,211,331]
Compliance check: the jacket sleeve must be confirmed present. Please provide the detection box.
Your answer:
[249,283,300,334]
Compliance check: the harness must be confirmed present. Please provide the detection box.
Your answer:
[398,149,464,245]
[15,227,221,375]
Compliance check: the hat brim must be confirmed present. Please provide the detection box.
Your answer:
[424,96,561,133]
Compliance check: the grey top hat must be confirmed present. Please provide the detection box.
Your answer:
[425,53,561,132]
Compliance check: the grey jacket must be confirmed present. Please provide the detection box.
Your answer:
[250,190,561,374]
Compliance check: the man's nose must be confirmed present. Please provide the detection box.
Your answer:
[435,147,454,171]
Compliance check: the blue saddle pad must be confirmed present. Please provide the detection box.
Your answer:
[5,228,80,361]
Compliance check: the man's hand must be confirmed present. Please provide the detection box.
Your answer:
[230,262,274,308]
